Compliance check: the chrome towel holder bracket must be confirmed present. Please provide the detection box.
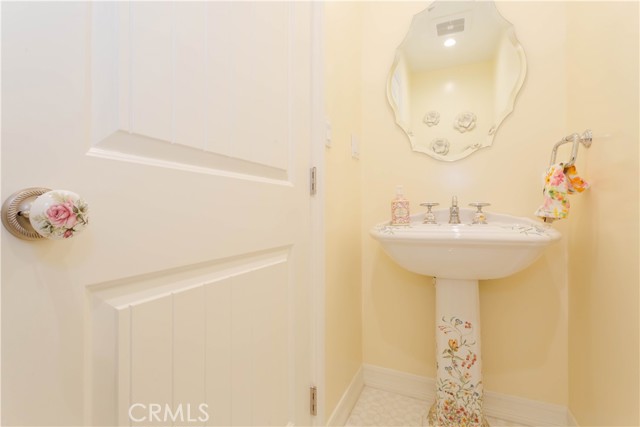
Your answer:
[549,129,593,167]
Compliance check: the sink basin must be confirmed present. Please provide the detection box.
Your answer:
[370,207,561,426]
[370,208,561,280]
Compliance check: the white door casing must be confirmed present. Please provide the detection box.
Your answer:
[1,2,318,426]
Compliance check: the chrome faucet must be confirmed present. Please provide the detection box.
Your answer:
[449,196,461,224]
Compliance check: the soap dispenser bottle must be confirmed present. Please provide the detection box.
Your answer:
[391,185,410,226]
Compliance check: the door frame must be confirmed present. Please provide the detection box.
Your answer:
[310,2,326,426]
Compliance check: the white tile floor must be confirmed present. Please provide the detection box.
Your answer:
[346,387,526,427]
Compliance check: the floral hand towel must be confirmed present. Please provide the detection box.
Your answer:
[564,164,590,194]
[535,163,590,221]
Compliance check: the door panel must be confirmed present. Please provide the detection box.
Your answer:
[91,1,294,177]
[1,2,314,426]
[90,251,293,426]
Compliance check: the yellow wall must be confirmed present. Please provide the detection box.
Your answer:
[360,1,570,404]
[566,2,640,425]
[324,1,639,423]
[324,2,364,419]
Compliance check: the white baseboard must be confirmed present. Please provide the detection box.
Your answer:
[483,388,574,427]
[361,364,575,427]
[362,364,435,402]
[326,367,364,426]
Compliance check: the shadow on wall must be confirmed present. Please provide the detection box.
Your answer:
[481,237,567,382]
[370,247,436,377]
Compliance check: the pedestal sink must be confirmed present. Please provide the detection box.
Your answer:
[370,208,561,427]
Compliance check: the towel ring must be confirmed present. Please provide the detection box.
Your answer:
[549,129,592,167]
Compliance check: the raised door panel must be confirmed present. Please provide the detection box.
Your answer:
[129,296,173,427]
[91,2,296,178]
[89,250,294,426]
[173,287,207,425]
[130,2,173,142]
[174,3,207,151]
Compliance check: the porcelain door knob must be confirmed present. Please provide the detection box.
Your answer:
[1,188,89,240]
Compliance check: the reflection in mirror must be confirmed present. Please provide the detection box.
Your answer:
[387,1,526,161]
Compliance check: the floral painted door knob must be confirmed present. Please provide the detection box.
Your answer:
[1,188,89,240]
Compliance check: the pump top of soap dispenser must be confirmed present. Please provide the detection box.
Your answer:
[395,185,405,198]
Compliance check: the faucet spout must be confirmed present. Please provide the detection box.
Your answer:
[449,196,461,224]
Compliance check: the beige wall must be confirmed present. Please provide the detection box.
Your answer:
[324,2,364,419]
[360,1,570,404]
[566,2,640,426]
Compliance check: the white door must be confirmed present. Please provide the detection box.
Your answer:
[1,2,316,426]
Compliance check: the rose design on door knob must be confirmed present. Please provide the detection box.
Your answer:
[28,190,89,239]
[1,188,89,240]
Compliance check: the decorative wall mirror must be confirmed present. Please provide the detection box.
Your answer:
[387,1,526,161]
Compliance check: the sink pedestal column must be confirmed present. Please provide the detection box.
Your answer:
[426,278,489,427]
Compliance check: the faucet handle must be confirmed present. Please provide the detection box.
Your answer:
[420,202,439,224]
[469,202,491,224]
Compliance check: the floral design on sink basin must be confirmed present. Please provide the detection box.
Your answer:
[370,208,561,280]
[500,224,549,236]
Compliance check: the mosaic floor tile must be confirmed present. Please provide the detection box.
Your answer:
[345,387,528,427]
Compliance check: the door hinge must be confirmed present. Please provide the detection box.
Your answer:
[310,167,317,196]
[310,385,318,416]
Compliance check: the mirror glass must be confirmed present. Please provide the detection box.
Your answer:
[387,1,526,161]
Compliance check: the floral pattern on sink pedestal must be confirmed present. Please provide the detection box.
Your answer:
[426,278,490,427]
[427,316,488,427]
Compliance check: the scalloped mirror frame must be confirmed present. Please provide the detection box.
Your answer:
[387,1,527,162]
